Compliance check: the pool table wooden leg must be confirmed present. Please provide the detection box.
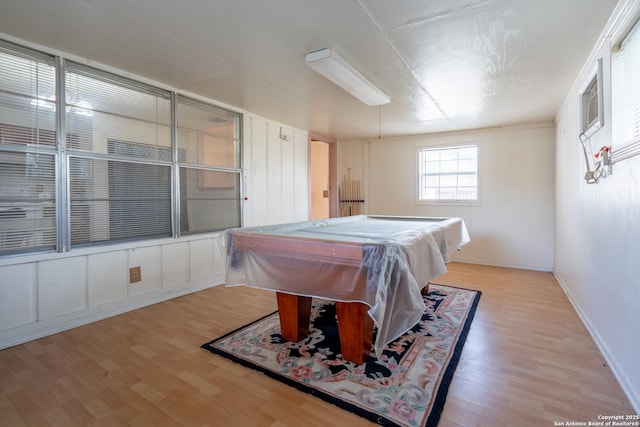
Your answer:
[276,292,312,342]
[421,282,430,296]
[336,301,374,364]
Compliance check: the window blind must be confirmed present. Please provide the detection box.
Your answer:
[65,62,173,246]
[1,39,244,256]
[0,41,57,255]
[0,42,56,147]
[612,18,640,150]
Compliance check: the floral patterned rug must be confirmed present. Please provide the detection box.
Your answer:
[201,284,481,427]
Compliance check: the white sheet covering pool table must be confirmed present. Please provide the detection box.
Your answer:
[224,215,470,359]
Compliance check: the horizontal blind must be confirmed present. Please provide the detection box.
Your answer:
[65,61,171,156]
[0,152,56,254]
[0,42,56,148]
[613,19,640,144]
[65,63,173,246]
[0,41,57,255]
[69,157,171,245]
[1,39,245,255]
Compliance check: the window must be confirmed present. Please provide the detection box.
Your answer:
[579,59,604,141]
[0,39,243,256]
[65,62,173,246]
[177,96,241,233]
[611,17,640,162]
[0,41,57,255]
[418,145,478,202]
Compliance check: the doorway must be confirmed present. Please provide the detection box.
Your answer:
[309,137,337,219]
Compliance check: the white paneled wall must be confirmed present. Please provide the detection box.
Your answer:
[243,114,309,227]
[339,124,556,271]
[88,251,128,306]
[188,239,217,282]
[554,0,640,412]
[0,236,226,349]
[38,257,87,319]
[161,242,189,289]
[0,112,310,350]
[0,264,34,330]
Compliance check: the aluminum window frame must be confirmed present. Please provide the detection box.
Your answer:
[0,39,243,257]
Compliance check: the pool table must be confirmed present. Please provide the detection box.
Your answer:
[224,215,469,364]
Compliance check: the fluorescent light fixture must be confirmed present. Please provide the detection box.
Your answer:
[305,48,390,106]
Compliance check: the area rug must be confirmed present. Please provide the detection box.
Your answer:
[201,284,481,427]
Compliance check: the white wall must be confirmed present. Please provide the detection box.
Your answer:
[0,111,310,350]
[242,114,309,227]
[339,123,556,271]
[554,0,640,412]
[0,235,225,349]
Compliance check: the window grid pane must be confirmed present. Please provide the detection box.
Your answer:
[65,63,171,124]
[69,157,172,245]
[0,43,55,99]
[0,44,56,149]
[177,96,239,168]
[0,151,56,254]
[65,64,174,247]
[177,95,241,235]
[0,42,57,255]
[65,63,172,161]
[613,18,640,143]
[179,167,241,234]
[419,145,478,202]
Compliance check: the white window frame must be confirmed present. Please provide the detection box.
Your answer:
[416,143,480,206]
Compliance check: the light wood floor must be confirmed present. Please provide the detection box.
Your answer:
[0,263,634,426]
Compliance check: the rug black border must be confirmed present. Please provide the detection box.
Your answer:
[201,284,482,427]
[424,284,481,427]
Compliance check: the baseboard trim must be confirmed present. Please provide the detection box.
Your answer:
[0,276,224,350]
[553,271,640,413]
[452,257,553,272]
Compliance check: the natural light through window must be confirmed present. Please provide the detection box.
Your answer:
[612,17,640,158]
[418,145,478,202]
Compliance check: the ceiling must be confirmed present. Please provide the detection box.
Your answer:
[0,0,619,141]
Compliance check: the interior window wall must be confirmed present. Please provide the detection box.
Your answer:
[0,40,242,256]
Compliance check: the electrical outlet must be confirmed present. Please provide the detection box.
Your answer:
[129,266,142,283]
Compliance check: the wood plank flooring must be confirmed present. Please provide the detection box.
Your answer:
[0,263,635,426]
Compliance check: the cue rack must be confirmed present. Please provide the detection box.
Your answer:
[339,169,364,216]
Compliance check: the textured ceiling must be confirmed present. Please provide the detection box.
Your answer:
[0,0,619,140]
